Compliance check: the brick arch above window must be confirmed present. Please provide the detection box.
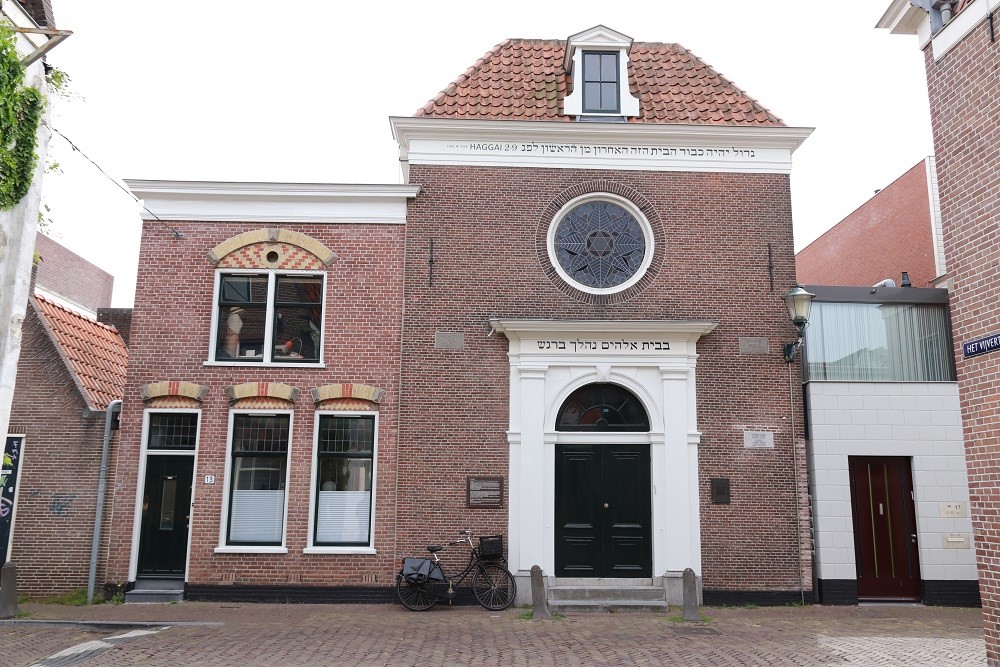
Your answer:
[207,228,338,269]
[535,181,664,306]
[226,381,300,406]
[140,380,208,405]
[311,383,385,405]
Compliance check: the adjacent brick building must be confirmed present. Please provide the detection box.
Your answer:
[111,26,816,606]
[33,233,115,316]
[796,158,944,288]
[880,0,1000,661]
[6,248,128,595]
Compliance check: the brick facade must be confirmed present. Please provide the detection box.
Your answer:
[397,165,809,593]
[920,14,1000,664]
[7,304,117,595]
[109,27,814,603]
[104,221,405,589]
[796,160,937,287]
[34,233,114,314]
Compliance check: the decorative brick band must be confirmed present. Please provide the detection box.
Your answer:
[226,382,300,404]
[140,381,208,404]
[207,228,338,266]
[316,398,378,411]
[146,396,201,409]
[311,383,385,405]
[231,397,294,410]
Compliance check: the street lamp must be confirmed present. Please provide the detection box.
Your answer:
[781,284,815,363]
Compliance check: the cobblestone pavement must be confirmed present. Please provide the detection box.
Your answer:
[2,602,986,666]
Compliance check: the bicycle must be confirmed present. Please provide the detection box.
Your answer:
[395,530,516,611]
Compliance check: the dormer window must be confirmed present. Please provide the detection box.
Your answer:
[562,25,640,119]
[582,52,620,113]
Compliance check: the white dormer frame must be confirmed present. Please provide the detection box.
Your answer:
[562,25,640,119]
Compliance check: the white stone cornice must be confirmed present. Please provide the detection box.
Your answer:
[125,179,421,224]
[877,0,928,34]
[490,319,718,340]
[879,0,1000,56]
[391,117,813,175]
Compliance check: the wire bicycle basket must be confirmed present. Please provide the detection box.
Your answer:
[479,535,504,560]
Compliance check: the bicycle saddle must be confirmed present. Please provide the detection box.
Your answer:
[427,545,443,553]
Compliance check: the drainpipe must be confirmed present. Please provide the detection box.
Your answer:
[87,400,121,604]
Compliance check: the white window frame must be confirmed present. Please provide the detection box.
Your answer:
[563,46,639,118]
[304,410,378,554]
[546,192,656,296]
[581,50,621,114]
[206,269,326,368]
[128,409,202,581]
[216,409,293,554]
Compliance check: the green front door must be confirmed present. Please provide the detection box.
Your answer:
[555,444,652,577]
[137,455,193,577]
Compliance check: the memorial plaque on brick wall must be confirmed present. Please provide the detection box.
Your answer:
[435,332,465,350]
[739,337,769,355]
[467,476,503,508]
[743,430,775,449]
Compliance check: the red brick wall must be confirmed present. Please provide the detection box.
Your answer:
[34,234,114,312]
[923,19,1000,664]
[106,222,405,589]
[796,160,936,287]
[398,165,811,592]
[8,303,114,596]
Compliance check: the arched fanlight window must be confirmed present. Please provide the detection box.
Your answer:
[555,383,650,432]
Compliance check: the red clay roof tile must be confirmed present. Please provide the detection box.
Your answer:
[33,294,128,410]
[417,38,783,126]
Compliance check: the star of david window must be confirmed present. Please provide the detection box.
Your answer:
[549,196,652,294]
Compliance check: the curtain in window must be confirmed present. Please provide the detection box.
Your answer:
[230,489,285,543]
[228,415,288,544]
[805,303,952,382]
[316,491,371,543]
[315,417,373,545]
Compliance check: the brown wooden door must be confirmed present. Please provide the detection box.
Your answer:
[849,457,921,600]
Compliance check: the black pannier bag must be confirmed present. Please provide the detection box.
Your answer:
[401,557,445,584]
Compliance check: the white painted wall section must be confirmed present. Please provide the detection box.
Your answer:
[807,381,976,583]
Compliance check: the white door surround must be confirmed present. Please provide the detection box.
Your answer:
[489,319,717,585]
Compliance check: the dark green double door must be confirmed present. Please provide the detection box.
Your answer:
[555,444,652,577]
[137,455,193,577]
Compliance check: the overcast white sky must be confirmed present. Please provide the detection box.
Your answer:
[38,1,932,307]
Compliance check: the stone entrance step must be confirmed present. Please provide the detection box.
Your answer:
[547,578,668,613]
[125,578,185,603]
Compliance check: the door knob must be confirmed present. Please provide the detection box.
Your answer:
[603,503,609,509]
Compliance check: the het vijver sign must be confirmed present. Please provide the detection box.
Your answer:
[963,332,1000,359]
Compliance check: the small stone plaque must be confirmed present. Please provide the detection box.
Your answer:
[435,332,465,350]
[467,476,503,509]
[739,337,770,355]
[743,431,774,449]
[943,533,970,549]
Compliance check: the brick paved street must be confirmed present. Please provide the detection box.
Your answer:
[2,602,986,666]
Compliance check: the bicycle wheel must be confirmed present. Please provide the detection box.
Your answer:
[396,576,437,611]
[471,563,516,611]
